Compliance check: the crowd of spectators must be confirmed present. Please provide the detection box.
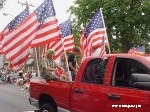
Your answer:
[0,69,38,91]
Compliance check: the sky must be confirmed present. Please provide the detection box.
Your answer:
[0,0,74,32]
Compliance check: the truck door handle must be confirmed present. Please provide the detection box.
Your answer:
[108,94,120,100]
[74,89,83,94]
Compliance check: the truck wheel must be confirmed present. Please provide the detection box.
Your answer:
[40,103,56,112]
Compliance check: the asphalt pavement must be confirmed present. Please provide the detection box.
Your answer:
[0,84,39,112]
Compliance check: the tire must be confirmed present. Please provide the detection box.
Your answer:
[40,103,56,112]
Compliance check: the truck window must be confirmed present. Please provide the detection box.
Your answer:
[81,58,108,84]
[111,58,149,90]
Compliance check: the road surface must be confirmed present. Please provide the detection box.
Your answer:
[0,84,38,112]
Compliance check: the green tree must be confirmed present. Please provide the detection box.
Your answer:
[69,0,150,53]
[0,0,6,9]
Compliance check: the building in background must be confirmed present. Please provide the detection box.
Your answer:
[25,46,43,73]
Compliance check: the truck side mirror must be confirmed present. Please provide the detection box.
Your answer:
[131,73,150,90]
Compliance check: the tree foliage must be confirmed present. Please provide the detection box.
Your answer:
[0,0,6,10]
[69,0,150,53]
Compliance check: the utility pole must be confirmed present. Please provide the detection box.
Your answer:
[18,0,35,8]
[17,0,35,73]
[3,13,15,17]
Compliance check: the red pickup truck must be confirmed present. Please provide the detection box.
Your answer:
[29,54,150,112]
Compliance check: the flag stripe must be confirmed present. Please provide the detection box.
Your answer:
[64,42,74,48]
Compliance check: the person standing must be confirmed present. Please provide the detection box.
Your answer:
[58,53,69,81]
[41,49,63,81]
[68,47,80,81]
[12,71,17,84]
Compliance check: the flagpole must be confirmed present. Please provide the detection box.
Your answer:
[61,38,72,81]
[35,47,40,77]
[103,34,106,52]
[39,46,41,63]
[144,45,145,54]
[100,8,111,54]
[18,0,35,7]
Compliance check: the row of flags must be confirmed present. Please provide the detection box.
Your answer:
[0,0,109,71]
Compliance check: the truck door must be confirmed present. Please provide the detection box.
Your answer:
[105,58,150,112]
[71,58,109,112]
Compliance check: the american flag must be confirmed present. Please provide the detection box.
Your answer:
[60,19,74,52]
[31,0,61,47]
[1,8,29,70]
[99,35,106,60]
[2,0,60,71]
[80,9,108,60]
[42,19,74,60]
[128,46,145,54]
[0,8,29,55]
[80,29,87,61]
